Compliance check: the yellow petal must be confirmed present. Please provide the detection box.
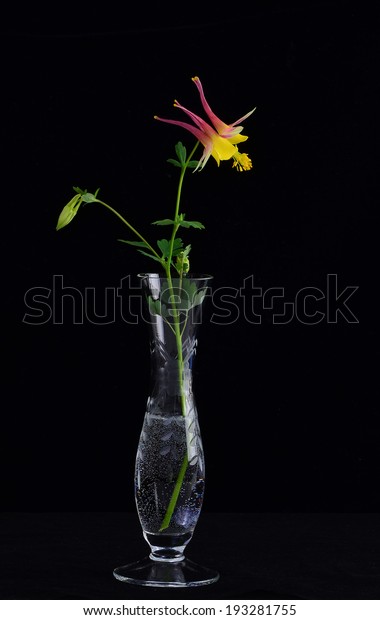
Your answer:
[228,133,249,145]
[211,134,238,161]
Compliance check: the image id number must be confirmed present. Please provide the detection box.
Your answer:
[226,605,297,616]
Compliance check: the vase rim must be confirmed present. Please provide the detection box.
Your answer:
[137,272,213,281]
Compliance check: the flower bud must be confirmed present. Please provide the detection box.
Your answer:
[56,194,83,231]
[176,251,190,275]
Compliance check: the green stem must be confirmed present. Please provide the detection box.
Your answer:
[159,453,189,532]
[167,142,199,271]
[159,142,199,532]
[94,199,162,261]
[159,269,187,532]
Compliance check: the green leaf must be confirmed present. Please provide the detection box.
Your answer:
[152,219,175,226]
[182,279,198,299]
[118,240,163,265]
[171,237,184,256]
[167,158,182,168]
[148,297,161,316]
[137,249,163,264]
[179,220,205,229]
[173,238,183,249]
[72,186,100,202]
[193,290,206,307]
[81,192,99,203]
[175,142,186,164]
[156,237,184,258]
[157,238,171,257]
[118,239,149,248]
[148,297,169,318]
[179,280,207,310]
[187,160,199,168]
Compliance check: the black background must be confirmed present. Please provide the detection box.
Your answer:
[2,1,378,517]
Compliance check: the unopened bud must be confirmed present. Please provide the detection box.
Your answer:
[56,194,83,231]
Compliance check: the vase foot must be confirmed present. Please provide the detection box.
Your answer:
[113,556,219,588]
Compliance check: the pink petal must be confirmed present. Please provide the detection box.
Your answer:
[154,115,207,144]
[192,76,229,134]
[174,100,216,139]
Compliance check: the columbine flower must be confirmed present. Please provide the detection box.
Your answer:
[154,76,255,171]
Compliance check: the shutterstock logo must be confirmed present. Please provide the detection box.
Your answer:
[234,274,359,325]
[22,274,359,326]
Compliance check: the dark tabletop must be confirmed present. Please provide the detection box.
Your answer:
[1,512,379,600]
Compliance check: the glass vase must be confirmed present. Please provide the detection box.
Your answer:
[113,273,219,587]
